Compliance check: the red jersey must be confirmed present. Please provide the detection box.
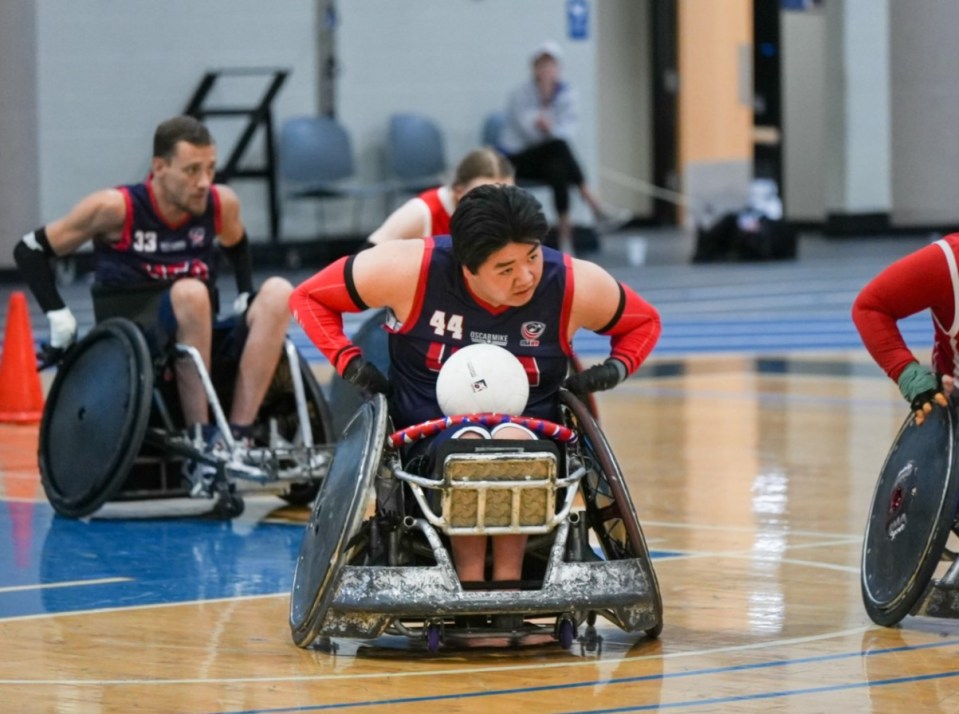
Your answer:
[852,234,959,381]
[417,186,453,236]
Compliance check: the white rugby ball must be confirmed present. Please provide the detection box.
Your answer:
[436,343,529,416]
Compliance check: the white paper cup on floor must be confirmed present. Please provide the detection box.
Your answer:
[626,236,648,266]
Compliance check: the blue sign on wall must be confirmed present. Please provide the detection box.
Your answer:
[567,0,589,40]
[781,0,823,10]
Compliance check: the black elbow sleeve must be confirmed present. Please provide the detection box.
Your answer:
[221,232,254,294]
[13,228,66,312]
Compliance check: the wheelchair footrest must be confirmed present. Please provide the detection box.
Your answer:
[440,442,559,530]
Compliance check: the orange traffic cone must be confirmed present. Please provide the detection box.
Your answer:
[0,291,44,423]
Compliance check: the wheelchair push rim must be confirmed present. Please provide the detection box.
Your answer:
[289,394,388,647]
[39,318,154,518]
[861,401,959,627]
[560,389,664,636]
[326,308,390,440]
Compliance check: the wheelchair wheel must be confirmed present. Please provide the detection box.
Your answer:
[327,309,390,439]
[560,389,663,637]
[257,340,334,505]
[567,354,600,420]
[861,404,959,627]
[39,319,154,518]
[289,394,389,647]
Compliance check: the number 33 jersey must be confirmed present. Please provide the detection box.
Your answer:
[93,180,221,287]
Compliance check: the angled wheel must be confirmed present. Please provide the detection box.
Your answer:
[861,403,959,626]
[289,394,388,647]
[39,319,154,518]
[327,309,390,439]
[560,389,663,636]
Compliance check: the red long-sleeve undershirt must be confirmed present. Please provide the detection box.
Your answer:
[604,284,661,375]
[852,239,956,381]
[289,256,365,375]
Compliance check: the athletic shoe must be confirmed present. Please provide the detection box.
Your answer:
[182,427,229,498]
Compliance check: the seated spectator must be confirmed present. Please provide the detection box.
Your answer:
[499,40,631,254]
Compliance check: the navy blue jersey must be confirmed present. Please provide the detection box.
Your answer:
[387,236,574,427]
[93,181,221,287]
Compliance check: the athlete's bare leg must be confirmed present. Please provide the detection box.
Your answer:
[170,278,214,428]
[229,276,293,426]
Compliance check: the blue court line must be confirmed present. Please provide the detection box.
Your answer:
[225,637,959,714]
[565,669,959,713]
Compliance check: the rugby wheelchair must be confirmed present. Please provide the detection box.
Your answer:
[861,397,959,626]
[38,285,335,519]
[289,390,663,653]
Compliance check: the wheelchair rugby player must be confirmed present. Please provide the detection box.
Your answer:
[288,184,664,650]
[14,115,333,518]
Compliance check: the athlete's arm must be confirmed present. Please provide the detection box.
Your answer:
[853,242,955,424]
[367,197,431,245]
[214,185,254,297]
[290,239,423,375]
[852,242,954,381]
[13,189,126,353]
[564,258,661,395]
[44,189,128,254]
[215,185,245,247]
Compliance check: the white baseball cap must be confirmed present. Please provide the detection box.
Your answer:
[531,40,562,63]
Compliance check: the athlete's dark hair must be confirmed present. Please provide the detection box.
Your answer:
[450,184,548,273]
[153,115,214,160]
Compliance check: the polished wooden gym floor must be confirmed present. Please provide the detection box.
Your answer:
[3,349,958,713]
[2,234,958,712]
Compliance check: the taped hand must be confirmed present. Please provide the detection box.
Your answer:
[898,361,948,426]
[38,306,77,370]
[233,291,251,316]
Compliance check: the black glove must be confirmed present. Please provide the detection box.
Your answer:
[563,359,626,398]
[36,342,73,371]
[342,356,392,396]
[910,385,949,426]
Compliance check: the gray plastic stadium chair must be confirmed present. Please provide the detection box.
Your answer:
[278,116,389,236]
[481,111,507,152]
[386,113,447,200]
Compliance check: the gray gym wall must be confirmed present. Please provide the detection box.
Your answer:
[0,0,321,269]
[0,0,628,267]
[889,0,959,228]
[782,0,892,225]
[5,1,954,272]
[331,0,606,234]
[0,0,40,260]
